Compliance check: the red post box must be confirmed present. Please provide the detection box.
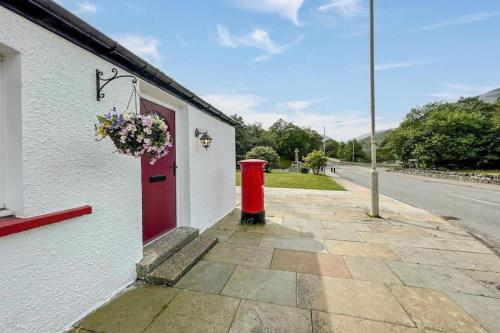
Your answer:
[238,159,267,224]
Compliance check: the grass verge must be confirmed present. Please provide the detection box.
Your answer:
[236,170,344,191]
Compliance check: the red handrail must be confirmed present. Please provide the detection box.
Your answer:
[0,205,92,237]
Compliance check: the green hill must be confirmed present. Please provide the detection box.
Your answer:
[357,130,393,154]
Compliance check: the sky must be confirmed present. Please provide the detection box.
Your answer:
[58,0,500,140]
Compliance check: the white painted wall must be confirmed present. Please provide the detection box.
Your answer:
[0,8,142,333]
[0,5,236,333]
[188,106,236,231]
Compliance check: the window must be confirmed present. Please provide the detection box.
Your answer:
[0,44,22,215]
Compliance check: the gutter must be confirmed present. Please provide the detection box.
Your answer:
[0,0,237,126]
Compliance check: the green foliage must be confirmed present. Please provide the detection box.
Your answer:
[245,146,279,172]
[357,130,393,161]
[380,97,500,169]
[304,150,328,174]
[270,120,322,159]
[324,139,340,157]
[337,140,367,162]
[278,156,292,169]
[232,116,323,165]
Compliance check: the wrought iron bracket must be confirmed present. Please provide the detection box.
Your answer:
[96,68,137,101]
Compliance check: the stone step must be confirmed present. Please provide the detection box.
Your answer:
[137,226,199,278]
[145,236,218,286]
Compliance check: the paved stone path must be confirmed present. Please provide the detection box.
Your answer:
[71,178,500,333]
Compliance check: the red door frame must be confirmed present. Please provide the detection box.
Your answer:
[140,98,177,244]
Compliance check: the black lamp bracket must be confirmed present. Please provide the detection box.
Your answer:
[96,68,137,101]
[195,128,207,137]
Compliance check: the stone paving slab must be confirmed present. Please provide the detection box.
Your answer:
[297,273,414,326]
[390,246,500,272]
[320,220,372,231]
[312,311,419,333]
[221,265,297,306]
[325,240,400,259]
[260,235,328,253]
[343,256,402,285]
[283,218,323,228]
[201,228,234,241]
[301,226,364,241]
[76,285,179,333]
[155,290,240,332]
[144,312,229,333]
[387,261,495,296]
[460,269,500,298]
[447,292,500,333]
[226,230,263,246]
[229,300,312,333]
[271,249,352,278]
[72,182,500,332]
[245,223,303,236]
[174,260,235,294]
[203,242,274,268]
[390,285,486,333]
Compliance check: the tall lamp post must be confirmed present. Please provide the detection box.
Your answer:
[369,0,379,217]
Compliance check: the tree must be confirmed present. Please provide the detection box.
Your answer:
[276,124,322,159]
[231,114,250,162]
[381,97,500,169]
[304,150,328,174]
[324,139,340,157]
[339,139,366,162]
[245,146,279,173]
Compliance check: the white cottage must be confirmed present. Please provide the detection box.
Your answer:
[0,1,236,332]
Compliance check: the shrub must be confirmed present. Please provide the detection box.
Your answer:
[300,167,310,174]
[245,146,279,173]
[304,150,328,174]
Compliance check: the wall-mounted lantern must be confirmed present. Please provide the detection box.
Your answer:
[195,128,213,150]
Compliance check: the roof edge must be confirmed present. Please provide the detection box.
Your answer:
[0,0,237,126]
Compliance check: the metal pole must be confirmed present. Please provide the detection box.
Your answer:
[352,140,355,162]
[323,125,326,174]
[323,125,326,154]
[369,0,379,217]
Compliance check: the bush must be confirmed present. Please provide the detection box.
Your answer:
[304,150,328,174]
[300,167,310,174]
[245,146,279,173]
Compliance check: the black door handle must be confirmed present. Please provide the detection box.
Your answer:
[149,175,167,183]
[171,161,178,176]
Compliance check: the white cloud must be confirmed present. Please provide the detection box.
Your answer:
[114,34,161,64]
[233,0,304,25]
[240,110,395,141]
[278,97,331,111]
[216,25,302,61]
[203,92,395,140]
[75,1,97,15]
[427,83,496,101]
[413,12,500,32]
[375,61,426,71]
[201,93,265,115]
[318,0,363,17]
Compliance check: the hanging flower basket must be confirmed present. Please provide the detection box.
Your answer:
[95,108,173,164]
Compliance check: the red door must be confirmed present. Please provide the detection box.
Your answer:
[141,99,176,244]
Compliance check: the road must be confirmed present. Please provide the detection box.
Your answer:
[333,164,500,251]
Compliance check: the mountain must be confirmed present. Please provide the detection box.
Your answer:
[356,129,393,153]
[479,88,500,104]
